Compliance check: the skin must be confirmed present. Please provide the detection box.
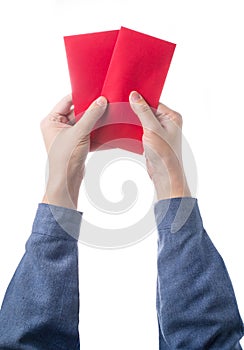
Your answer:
[129,91,191,201]
[41,95,107,209]
[41,91,190,210]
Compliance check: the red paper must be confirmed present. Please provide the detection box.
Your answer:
[64,30,119,115]
[64,27,176,153]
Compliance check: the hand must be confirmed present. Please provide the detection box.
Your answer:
[129,91,191,200]
[41,95,107,209]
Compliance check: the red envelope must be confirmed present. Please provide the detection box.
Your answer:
[64,30,119,114]
[64,27,176,153]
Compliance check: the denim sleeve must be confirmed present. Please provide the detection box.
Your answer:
[0,203,82,350]
[155,197,244,350]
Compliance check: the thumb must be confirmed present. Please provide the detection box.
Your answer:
[74,96,107,136]
[129,91,161,132]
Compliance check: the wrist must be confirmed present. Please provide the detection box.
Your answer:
[42,177,81,210]
[152,168,191,201]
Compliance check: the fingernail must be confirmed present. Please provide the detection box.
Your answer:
[96,96,107,107]
[130,91,142,103]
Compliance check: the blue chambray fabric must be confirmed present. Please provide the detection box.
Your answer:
[0,199,243,349]
[155,198,244,349]
[0,204,82,350]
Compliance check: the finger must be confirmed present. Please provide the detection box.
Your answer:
[156,103,183,128]
[129,91,161,132]
[49,115,69,123]
[50,94,73,116]
[156,103,175,116]
[66,109,76,125]
[74,96,107,136]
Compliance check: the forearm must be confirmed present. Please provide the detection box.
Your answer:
[155,197,244,349]
[0,204,82,350]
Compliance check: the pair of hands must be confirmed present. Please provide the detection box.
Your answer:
[41,92,190,210]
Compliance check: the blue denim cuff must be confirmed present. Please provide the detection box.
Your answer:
[154,197,203,234]
[32,203,83,241]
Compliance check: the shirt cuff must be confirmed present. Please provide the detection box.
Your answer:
[154,197,203,234]
[32,203,83,241]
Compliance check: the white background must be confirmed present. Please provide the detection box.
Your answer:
[0,0,243,348]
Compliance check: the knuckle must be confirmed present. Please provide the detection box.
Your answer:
[171,111,183,125]
[139,103,151,114]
